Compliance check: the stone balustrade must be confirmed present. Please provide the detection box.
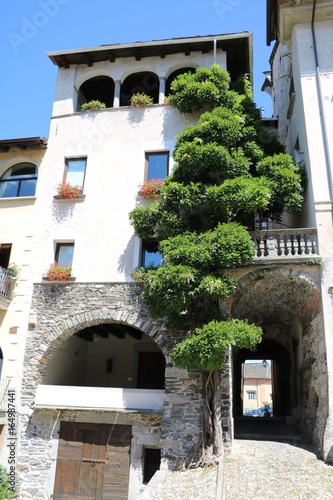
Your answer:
[0,377,10,411]
[249,228,319,260]
[0,266,12,299]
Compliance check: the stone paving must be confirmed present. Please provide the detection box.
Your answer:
[222,439,333,499]
[142,438,333,499]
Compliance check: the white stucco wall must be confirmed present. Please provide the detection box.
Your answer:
[35,104,197,282]
[51,51,227,116]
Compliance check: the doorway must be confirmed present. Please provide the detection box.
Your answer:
[53,422,131,499]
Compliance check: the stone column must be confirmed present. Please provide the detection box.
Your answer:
[113,80,121,108]
[159,77,166,104]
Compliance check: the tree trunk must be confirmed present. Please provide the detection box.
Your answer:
[201,370,224,465]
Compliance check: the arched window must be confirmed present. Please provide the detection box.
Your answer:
[0,163,37,198]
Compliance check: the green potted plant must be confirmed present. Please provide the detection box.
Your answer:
[138,178,163,198]
[81,100,106,111]
[7,263,19,277]
[43,263,72,282]
[55,182,83,200]
[130,92,154,108]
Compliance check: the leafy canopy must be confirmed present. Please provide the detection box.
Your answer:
[129,65,304,371]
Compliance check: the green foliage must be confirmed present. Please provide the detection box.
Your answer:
[129,203,160,239]
[130,92,154,107]
[205,177,272,220]
[159,223,254,270]
[256,153,303,212]
[81,100,106,111]
[168,65,230,113]
[130,64,303,366]
[140,263,196,318]
[0,466,15,499]
[171,319,262,371]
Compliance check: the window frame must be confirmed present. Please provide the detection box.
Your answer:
[63,157,87,190]
[144,151,169,181]
[247,391,257,400]
[55,243,74,267]
[0,163,38,198]
[141,239,163,268]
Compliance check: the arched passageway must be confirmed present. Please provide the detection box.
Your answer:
[229,267,325,446]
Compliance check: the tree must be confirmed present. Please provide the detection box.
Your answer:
[129,65,303,465]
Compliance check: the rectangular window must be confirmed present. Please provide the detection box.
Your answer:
[106,357,114,374]
[64,158,87,188]
[145,152,169,180]
[0,244,11,269]
[247,391,256,400]
[55,243,74,267]
[141,240,162,268]
[143,448,161,484]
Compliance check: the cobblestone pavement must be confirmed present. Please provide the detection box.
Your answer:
[222,439,333,499]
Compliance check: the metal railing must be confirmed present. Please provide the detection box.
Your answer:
[0,266,12,299]
[249,228,319,260]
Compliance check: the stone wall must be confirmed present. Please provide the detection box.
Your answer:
[18,282,205,498]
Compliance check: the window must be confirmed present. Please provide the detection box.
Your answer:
[247,391,256,400]
[143,448,161,484]
[106,357,114,374]
[145,152,169,181]
[0,163,37,198]
[141,240,163,268]
[0,244,11,269]
[64,158,87,188]
[55,243,74,267]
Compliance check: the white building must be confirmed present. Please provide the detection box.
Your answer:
[0,34,253,498]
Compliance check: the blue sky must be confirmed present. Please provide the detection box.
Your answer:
[1,0,274,140]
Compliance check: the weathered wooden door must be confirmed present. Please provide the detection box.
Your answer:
[53,422,131,499]
[137,351,165,389]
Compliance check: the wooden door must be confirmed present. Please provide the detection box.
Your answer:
[137,351,165,389]
[53,422,131,499]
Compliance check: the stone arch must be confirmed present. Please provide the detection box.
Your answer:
[76,74,115,110]
[165,66,197,96]
[229,267,321,327]
[120,71,159,106]
[229,265,326,448]
[38,311,166,383]
[22,283,168,407]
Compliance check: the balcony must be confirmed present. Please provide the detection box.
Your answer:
[250,228,319,262]
[0,266,16,310]
[34,385,165,412]
[0,377,10,415]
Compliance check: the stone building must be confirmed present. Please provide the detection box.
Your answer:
[262,0,333,463]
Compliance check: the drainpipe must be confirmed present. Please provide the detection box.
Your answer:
[213,38,217,65]
[311,0,333,202]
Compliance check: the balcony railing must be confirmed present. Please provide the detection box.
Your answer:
[249,228,319,261]
[34,385,165,412]
[0,377,10,411]
[0,266,12,299]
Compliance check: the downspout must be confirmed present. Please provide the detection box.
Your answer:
[213,38,217,65]
[311,0,333,203]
